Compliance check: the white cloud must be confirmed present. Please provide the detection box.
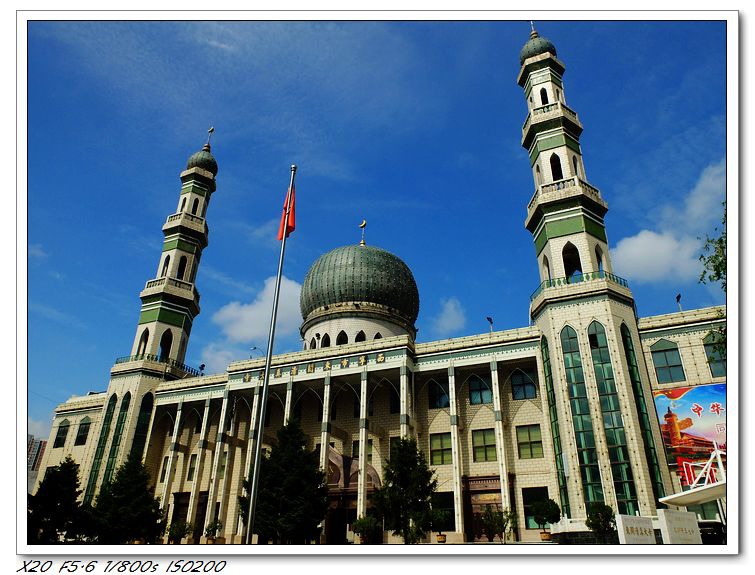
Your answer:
[212,275,302,343]
[432,297,466,337]
[199,342,244,375]
[612,231,700,284]
[612,158,725,285]
[28,416,52,440]
[198,265,256,296]
[28,244,48,259]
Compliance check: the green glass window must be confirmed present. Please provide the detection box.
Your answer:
[186,454,197,481]
[218,451,227,479]
[541,337,570,516]
[84,394,118,504]
[522,487,550,529]
[469,376,493,405]
[129,392,154,460]
[472,428,497,462]
[53,419,70,449]
[516,424,543,459]
[74,417,91,446]
[352,439,373,463]
[159,455,169,482]
[650,339,686,383]
[561,326,603,506]
[430,432,452,465]
[103,392,131,484]
[589,322,638,516]
[704,332,726,378]
[511,369,537,400]
[428,380,450,409]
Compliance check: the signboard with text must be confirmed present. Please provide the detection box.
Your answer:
[657,509,702,544]
[616,514,656,544]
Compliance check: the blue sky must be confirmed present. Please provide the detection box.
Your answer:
[25,20,727,438]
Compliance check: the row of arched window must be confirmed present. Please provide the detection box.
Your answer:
[306,330,383,350]
[178,195,207,218]
[159,253,198,283]
[529,86,562,108]
[534,153,582,186]
[542,243,604,281]
[136,327,176,360]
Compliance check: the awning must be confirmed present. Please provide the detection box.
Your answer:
[659,480,726,507]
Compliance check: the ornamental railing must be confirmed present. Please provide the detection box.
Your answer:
[165,212,205,226]
[114,353,202,377]
[521,101,581,134]
[527,176,604,213]
[143,277,199,300]
[530,270,629,301]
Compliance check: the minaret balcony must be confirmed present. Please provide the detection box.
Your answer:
[140,276,201,303]
[529,271,633,316]
[112,353,202,378]
[162,211,208,236]
[525,176,608,229]
[521,101,582,146]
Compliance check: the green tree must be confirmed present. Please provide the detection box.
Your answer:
[28,456,85,543]
[373,437,437,544]
[532,498,561,534]
[585,502,616,544]
[699,201,727,359]
[92,452,164,544]
[238,419,328,544]
[480,505,516,543]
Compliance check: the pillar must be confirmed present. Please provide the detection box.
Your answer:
[160,400,184,516]
[186,398,212,529]
[320,374,332,472]
[205,387,230,529]
[356,370,369,520]
[490,359,510,510]
[400,364,410,438]
[447,364,464,535]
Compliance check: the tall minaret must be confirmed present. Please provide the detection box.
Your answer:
[81,134,219,503]
[130,133,218,367]
[518,27,671,520]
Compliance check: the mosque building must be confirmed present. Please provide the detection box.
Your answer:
[33,28,727,544]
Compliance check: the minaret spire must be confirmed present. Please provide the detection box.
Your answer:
[359,219,367,246]
[206,126,215,148]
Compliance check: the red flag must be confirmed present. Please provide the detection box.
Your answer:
[277,183,295,240]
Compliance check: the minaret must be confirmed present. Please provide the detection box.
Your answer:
[518,27,671,519]
[130,134,218,368]
[81,134,219,504]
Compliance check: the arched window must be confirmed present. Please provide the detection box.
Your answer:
[160,255,170,278]
[321,334,331,348]
[177,256,188,280]
[201,202,208,218]
[75,417,92,446]
[572,155,580,178]
[374,332,382,340]
[535,164,541,186]
[336,331,348,346]
[703,331,726,377]
[556,88,561,102]
[355,330,366,343]
[84,394,117,504]
[129,392,154,460]
[650,339,686,383]
[180,197,187,212]
[191,198,200,215]
[595,246,604,272]
[562,242,583,279]
[541,337,570,516]
[511,369,537,400]
[136,328,149,356]
[468,375,492,405]
[543,256,551,281]
[550,153,564,181]
[103,392,131,484]
[310,337,317,350]
[159,329,173,360]
[53,419,70,448]
[540,87,548,105]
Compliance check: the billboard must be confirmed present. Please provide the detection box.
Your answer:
[652,383,726,486]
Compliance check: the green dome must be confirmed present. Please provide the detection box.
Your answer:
[186,143,218,176]
[519,31,557,65]
[300,244,420,324]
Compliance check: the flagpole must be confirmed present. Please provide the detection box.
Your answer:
[244,164,297,545]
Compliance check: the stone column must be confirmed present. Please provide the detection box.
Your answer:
[284,379,294,425]
[490,359,510,510]
[320,374,332,471]
[160,400,184,516]
[400,364,410,438]
[186,398,212,529]
[238,387,261,539]
[447,364,464,535]
[205,387,230,528]
[356,369,369,520]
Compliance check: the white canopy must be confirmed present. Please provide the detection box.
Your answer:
[658,480,726,507]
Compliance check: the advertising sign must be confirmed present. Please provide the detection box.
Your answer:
[652,383,726,485]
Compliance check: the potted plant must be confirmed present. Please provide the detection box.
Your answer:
[204,519,223,544]
[585,502,616,544]
[531,498,560,542]
[480,505,506,543]
[429,508,451,543]
[352,515,381,544]
[167,520,193,544]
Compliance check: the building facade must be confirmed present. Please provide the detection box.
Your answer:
[33,29,726,544]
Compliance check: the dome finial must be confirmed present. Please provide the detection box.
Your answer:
[359,219,367,246]
[529,21,538,39]
[204,126,215,151]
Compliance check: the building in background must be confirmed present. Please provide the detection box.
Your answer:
[27,435,47,494]
[32,28,727,544]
